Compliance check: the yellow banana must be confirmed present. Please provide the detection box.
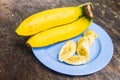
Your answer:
[26,17,92,47]
[16,7,81,36]
[64,55,86,65]
[58,40,76,62]
[15,2,93,36]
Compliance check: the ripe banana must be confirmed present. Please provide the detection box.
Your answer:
[84,30,97,39]
[77,36,90,47]
[15,2,93,36]
[77,30,97,62]
[58,30,97,65]
[77,37,90,60]
[77,38,90,61]
[77,44,90,61]
[58,40,76,62]
[64,55,86,65]
[84,30,97,45]
[26,17,92,47]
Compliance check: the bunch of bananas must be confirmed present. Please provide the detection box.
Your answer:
[15,2,94,48]
[59,30,97,65]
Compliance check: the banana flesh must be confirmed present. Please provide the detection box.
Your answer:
[64,55,86,65]
[58,30,97,65]
[58,40,86,65]
[77,37,90,47]
[59,40,76,62]
[84,30,97,45]
[84,30,97,39]
[77,44,89,62]
[77,30,97,62]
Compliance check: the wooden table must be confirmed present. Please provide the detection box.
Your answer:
[0,0,120,80]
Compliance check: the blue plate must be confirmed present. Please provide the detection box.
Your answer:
[32,23,114,76]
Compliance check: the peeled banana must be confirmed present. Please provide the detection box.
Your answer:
[84,30,97,39]
[15,2,93,36]
[58,40,86,65]
[77,37,90,61]
[58,30,97,65]
[58,40,76,62]
[77,36,90,61]
[77,30,97,62]
[77,37,90,47]
[64,55,86,65]
[26,17,92,47]
[77,41,90,62]
[84,30,97,45]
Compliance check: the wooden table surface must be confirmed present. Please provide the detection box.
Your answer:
[0,0,120,80]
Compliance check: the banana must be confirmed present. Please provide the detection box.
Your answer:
[86,35,95,46]
[15,2,93,36]
[84,30,97,39]
[64,55,86,65]
[77,37,90,61]
[77,30,97,62]
[58,40,76,62]
[77,41,90,61]
[84,30,97,45]
[77,36,90,47]
[26,17,92,47]
[58,30,97,65]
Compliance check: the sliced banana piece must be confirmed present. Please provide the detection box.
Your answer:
[77,30,97,62]
[84,30,97,46]
[77,45,89,62]
[77,36,90,61]
[78,36,90,47]
[64,55,86,65]
[58,40,76,62]
[86,35,95,46]
[84,30,97,39]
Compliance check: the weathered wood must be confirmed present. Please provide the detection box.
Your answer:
[0,0,120,80]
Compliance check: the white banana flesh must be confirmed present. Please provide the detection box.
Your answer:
[58,40,76,62]
[77,30,97,62]
[64,55,86,65]
[58,30,97,65]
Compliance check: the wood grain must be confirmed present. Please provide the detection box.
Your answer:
[0,0,120,80]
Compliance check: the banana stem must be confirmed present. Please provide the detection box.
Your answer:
[78,2,93,8]
[78,2,94,19]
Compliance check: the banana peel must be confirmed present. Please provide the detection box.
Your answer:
[26,17,92,47]
[15,2,93,36]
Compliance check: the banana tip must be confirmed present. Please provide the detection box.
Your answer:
[26,42,32,48]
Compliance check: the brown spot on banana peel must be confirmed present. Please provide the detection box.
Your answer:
[83,4,94,19]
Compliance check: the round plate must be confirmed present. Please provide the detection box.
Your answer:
[32,23,114,76]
